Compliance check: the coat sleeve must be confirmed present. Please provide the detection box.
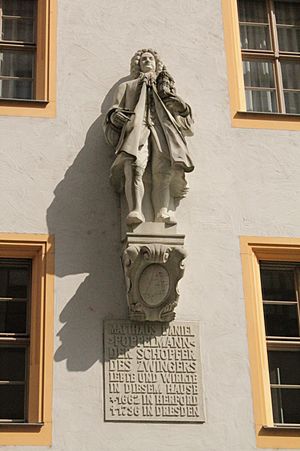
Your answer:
[174,104,194,137]
[103,83,127,148]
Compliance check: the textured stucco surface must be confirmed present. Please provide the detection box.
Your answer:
[0,1,300,450]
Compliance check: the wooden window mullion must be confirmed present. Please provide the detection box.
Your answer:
[268,0,286,112]
[296,269,300,337]
[0,1,3,41]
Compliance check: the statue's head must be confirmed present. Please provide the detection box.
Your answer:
[130,48,164,78]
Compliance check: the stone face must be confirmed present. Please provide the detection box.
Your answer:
[104,320,205,422]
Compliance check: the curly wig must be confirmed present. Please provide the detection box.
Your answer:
[130,48,165,78]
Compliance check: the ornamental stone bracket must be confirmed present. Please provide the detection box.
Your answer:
[122,227,186,322]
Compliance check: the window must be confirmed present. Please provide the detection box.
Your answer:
[239,0,300,115]
[222,0,300,130]
[0,259,32,422]
[0,233,54,446]
[0,0,56,117]
[240,237,300,448]
[0,0,37,100]
[260,262,300,425]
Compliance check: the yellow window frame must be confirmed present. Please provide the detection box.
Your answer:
[0,0,56,118]
[240,236,300,448]
[0,233,54,446]
[222,0,300,131]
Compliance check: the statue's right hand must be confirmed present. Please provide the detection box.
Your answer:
[111,111,131,128]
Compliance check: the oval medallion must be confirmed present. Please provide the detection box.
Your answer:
[139,264,170,306]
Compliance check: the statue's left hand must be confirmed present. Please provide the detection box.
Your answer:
[163,95,188,115]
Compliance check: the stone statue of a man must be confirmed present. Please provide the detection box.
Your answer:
[104,48,194,226]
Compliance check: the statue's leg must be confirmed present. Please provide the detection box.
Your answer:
[125,144,149,225]
[124,159,134,212]
[151,140,174,224]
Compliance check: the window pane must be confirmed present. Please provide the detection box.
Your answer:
[0,301,27,333]
[0,347,26,381]
[264,304,299,336]
[277,26,300,52]
[0,50,34,78]
[2,0,35,18]
[8,269,29,298]
[2,18,35,43]
[240,25,271,50]
[271,388,300,423]
[0,385,25,420]
[268,350,300,384]
[284,91,300,114]
[245,89,277,112]
[260,268,296,300]
[275,1,300,26]
[282,61,300,90]
[243,60,275,88]
[0,79,33,99]
[238,0,269,23]
[0,266,30,298]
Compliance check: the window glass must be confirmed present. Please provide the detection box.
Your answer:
[0,385,25,420]
[2,18,35,43]
[284,91,300,114]
[264,304,299,336]
[0,259,31,422]
[239,0,271,49]
[0,0,37,101]
[0,347,26,381]
[274,1,300,25]
[260,268,296,301]
[243,60,275,88]
[269,350,300,385]
[0,50,34,78]
[271,388,300,424]
[237,0,300,115]
[240,25,271,50]
[277,27,300,52]
[0,301,27,333]
[238,0,269,23]
[0,50,34,99]
[245,89,277,112]
[275,1,300,52]
[282,61,300,90]
[2,0,35,18]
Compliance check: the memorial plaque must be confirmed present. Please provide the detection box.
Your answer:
[104,320,205,422]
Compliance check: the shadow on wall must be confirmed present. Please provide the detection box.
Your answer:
[47,76,131,371]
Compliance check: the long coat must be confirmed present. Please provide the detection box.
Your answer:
[104,75,194,195]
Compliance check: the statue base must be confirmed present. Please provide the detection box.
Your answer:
[122,223,186,322]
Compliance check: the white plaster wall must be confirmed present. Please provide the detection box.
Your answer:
[0,0,299,450]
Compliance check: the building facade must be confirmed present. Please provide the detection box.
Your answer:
[0,0,300,450]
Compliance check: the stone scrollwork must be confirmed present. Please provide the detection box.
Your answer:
[122,244,186,322]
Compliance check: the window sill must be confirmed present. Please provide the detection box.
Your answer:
[263,424,300,430]
[232,110,300,131]
[0,422,44,427]
[0,422,51,446]
[0,98,56,118]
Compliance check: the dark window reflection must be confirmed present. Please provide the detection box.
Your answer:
[0,301,27,333]
[0,347,26,381]
[0,385,25,420]
[0,264,30,298]
[268,350,300,385]
[264,304,299,336]
[260,268,296,301]
[271,388,300,424]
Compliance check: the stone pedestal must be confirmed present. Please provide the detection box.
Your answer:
[122,223,186,322]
